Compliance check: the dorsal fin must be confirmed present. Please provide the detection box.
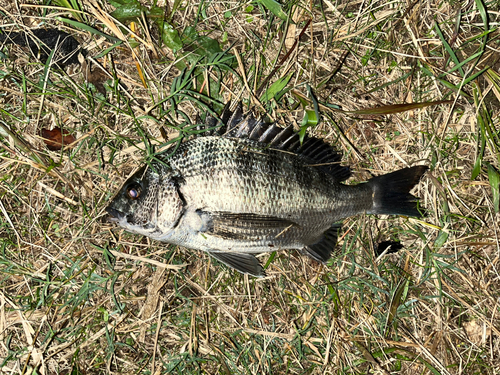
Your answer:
[258,124,281,144]
[248,122,267,140]
[269,125,294,148]
[235,114,262,138]
[197,102,236,136]
[280,133,300,151]
[198,113,218,136]
[199,104,351,181]
[226,102,244,127]
[223,102,244,136]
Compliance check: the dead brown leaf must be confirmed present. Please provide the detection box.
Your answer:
[41,127,76,151]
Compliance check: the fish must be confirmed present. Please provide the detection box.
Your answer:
[106,104,427,277]
[0,28,85,67]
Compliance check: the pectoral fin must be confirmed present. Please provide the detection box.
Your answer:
[212,212,295,228]
[209,252,265,277]
[206,211,297,241]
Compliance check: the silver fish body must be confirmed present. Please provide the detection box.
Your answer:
[106,107,427,276]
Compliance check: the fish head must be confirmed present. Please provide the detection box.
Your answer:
[106,164,184,238]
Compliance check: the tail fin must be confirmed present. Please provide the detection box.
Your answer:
[368,166,427,217]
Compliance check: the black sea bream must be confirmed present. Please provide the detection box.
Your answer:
[106,104,427,276]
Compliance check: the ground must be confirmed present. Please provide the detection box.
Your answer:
[0,0,499,374]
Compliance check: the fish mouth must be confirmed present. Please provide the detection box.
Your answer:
[106,206,125,222]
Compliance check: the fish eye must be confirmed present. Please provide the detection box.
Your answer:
[126,183,142,200]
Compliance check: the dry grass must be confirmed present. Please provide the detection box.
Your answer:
[1,0,499,374]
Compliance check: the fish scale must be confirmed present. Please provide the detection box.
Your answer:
[106,106,427,276]
[171,138,338,219]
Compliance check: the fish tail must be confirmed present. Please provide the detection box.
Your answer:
[367,166,428,217]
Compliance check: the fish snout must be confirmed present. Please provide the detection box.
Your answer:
[106,206,125,222]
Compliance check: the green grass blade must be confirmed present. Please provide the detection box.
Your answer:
[260,72,293,102]
[487,164,500,213]
[257,0,288,21]
[474,0,489,33]
[434,22,463,77]
[56,17,123,42]
[419,63,471,98]
[347,100,452,115]
[462,66,490,86]
[445,50,482,76]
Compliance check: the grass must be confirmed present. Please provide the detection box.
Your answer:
[0,0,499,374]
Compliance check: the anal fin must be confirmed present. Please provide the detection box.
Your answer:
[208,252,265,277]
[303,224,341,263]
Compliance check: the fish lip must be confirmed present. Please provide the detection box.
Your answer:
[106,207,125,222]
